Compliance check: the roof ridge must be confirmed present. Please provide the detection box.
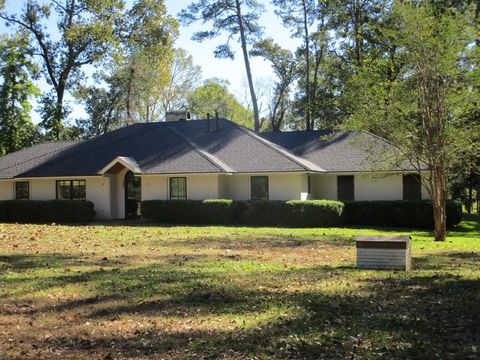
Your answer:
[166,126,232,173]
[232,122,326,172]
[0,142,76,174]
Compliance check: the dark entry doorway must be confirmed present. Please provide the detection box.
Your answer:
[125,171,141,218]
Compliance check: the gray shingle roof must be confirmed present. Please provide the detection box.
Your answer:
[0,141,77,179]
[260,130,417,172]
[0,119,415,179]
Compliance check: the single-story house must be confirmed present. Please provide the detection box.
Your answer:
[0,115,428,219]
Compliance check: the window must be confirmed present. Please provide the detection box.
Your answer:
[15,182,29,200]
[170,177,187,200]
[337,175,354,201]
[403,174,421,200]
[56,180,86,200]
[251,176,269,201]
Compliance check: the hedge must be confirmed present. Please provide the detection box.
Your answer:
[343,200,462,229]
[233,200,344,227]
[0,200,95,223]
[141,199,344,227]
[142,199,462,229]
[142,199,234,225]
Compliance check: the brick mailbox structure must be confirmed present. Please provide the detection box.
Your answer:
[355,236,411,271]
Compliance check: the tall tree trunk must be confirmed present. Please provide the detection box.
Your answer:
[467,186,472,214]
[353,0,362,67]
[54,86,65,141]
[235,0,260,132]
[126,64,135,125]
[302,0,312,130]
[431,166,447,241]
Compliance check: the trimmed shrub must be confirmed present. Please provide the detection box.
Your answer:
[287,200,345,227]
[142,199,344,227]
[0,200,95,223]
[234,200,344,227]
[141,199,234,225]
[344,200,462,229]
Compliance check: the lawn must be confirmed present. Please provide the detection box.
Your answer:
[0,215,479,359]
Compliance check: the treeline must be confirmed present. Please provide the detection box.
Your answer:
[0,0,253,151]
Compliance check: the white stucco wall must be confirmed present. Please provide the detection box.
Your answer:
[355,174,403,201]
[30,179,56,200]
[141,175,168,201]
[111,168,129,219]
[141,174,220,201]
[311,172,430,201]
[218,175,228,199]
[187,174,219,200]
[28,177,112,219]
[221,173,308,201]
[86,177,111,219]
[269,173,308,200]
[0,181,13,200]
[224,175,250,200]
[311,174,337,200]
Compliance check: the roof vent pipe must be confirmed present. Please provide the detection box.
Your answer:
[215,110,219,131]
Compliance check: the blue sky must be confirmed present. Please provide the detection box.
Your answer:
[0,0,301,122]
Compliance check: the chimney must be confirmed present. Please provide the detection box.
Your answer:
[165,110,191,122]
[215,110,219,131]
[207,113,211,132]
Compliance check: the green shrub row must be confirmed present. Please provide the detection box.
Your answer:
[142,199,463,229]
[142,199,235,225]
[343,200,462,228]
[141,199,345,227]
[0,200,95,223]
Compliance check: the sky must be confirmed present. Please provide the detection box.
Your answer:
[0,0,302,123]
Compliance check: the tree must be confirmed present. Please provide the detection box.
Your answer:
[179,0,263,132]
[115,0,178,124]
[346,2,480,241]
[0,0,124,139]
[75,0,178,136]
[74,82,123,138]
[0,33,40,154]
[159,48,202,114]
[273,0,316,130]
[188,79,253,128]
[251,39,298,131]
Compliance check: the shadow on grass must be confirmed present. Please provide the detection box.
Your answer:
[452,213,480,233]
[1,252,479,359]
[40,273,479,359]
[414,251,480,270]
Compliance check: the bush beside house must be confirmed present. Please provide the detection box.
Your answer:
[142,199,462,229]
[343,200,462,228]
[0,200,95,223]
[142,200,345,227]
[0,199,462,228]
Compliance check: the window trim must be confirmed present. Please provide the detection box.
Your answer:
[15,181,29,200]
[251,176,269,201]
[56,180,86,200]
[169,177,187,200]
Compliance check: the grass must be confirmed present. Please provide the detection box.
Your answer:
[0,215,479,359]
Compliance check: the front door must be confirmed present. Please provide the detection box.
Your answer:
[125,171,141,218]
